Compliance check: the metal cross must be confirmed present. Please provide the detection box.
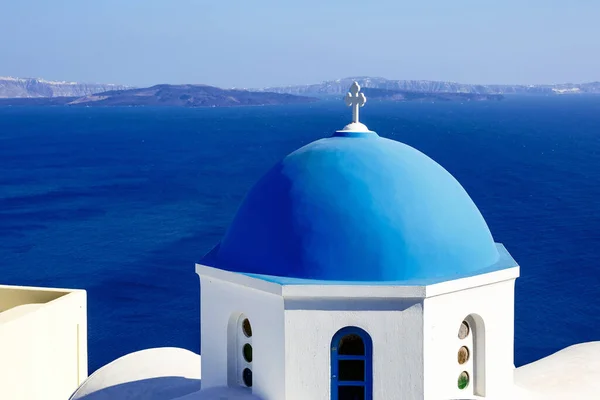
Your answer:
[344,82,367,124]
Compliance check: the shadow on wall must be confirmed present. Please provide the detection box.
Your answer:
[70,376,201,400]
[464,313,486,397]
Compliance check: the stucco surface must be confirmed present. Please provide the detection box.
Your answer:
[173,387,263,399]
[69,347,264,400]
[285,301,424,400]
[514,341,600,399]
[205,132,499,282]
[200,277,285,399]
[0,285,87,400]
[70,347,201,400]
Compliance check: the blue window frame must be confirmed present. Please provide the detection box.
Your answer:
[331,326,373,400]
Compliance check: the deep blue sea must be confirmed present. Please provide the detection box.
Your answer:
[1,96,599,372]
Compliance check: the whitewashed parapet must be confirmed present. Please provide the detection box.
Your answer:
[0,284,87,400]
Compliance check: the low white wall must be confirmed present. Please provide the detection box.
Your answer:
[423,279,516,400]
[199,275,285,400]
[284,298,424,400]
[0,285,87,400]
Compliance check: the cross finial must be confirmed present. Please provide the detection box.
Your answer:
[339,81,371,133]
[345,82,367,124]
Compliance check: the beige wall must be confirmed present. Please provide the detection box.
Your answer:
[0,285,87,400]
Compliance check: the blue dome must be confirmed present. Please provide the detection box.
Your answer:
[204,131,499,282]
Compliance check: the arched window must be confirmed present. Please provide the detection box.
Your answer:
[227,313,253,388]
[457,314,485,396]
[331,326,373,400]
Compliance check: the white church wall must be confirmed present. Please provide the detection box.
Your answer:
[0,285,87,400]
[283,297,424,400]
[423,278,517,400]
[199,275,285,399]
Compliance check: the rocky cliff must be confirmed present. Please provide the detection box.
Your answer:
[0,76,130,98]
[259,77,600,96]
[361,87,503,102]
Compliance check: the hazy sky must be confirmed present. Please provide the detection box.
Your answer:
[1,0,598,88]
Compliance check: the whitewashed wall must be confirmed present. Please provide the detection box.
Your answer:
[0,285,87,400]
[199,275,285,400]
[197,263,518,400]
[423,278,517,400]
[284,298,424,400]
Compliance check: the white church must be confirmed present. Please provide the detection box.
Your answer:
[1,82,599,400]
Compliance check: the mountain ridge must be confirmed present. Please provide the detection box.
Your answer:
[3,75,600,100]
[0,83,318,107]
[0,76,131,98]
[256,76,600,96]
[2,75,598,107]
[360,87,504,102]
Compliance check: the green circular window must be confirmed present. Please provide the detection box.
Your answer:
[243,343,253,363]
[242,368,253,387]
[458,321,470,339]
[458,346,470,365]
[458,371,470,390]
[242,318,252,338]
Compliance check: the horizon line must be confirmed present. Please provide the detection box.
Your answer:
[1,75,599,90]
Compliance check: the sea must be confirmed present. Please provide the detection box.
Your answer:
[1,96,599,373]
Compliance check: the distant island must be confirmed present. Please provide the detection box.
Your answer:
[361,87,503,102]
[0,82,318,108]
[258,76,600,96]
[0,75,598,107]
[0,76,130,98]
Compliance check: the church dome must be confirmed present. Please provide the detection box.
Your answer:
[203,83,499,282]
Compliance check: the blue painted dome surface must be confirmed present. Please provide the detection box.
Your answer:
[205,132,499,282]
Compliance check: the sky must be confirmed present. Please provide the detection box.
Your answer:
[1,0,599,88]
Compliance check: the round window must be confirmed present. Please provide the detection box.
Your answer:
[242,368,253,387]
[243,343,253,363]
[458,321,470,339]
[458,346,470,364]
[242,318,252,338]
[458,371,470,390]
